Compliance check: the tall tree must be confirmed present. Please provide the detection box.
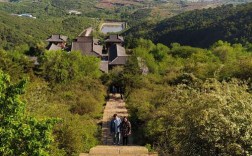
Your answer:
[0,70,57,156]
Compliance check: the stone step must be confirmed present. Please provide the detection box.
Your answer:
[80,153,158,156]
[89,146,148,155]
[82,154,148,156]
[79,154,89,156]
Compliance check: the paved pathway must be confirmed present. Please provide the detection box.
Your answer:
[102,94,128,145]
[79,94,157,156]
[80,146,149,156]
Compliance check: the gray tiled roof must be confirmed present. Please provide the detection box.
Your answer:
[109,56,128,65]
[109,44,127,60]
[75,36,93,42]
[48,43,62,51]
[100,61,109,73]
[71,36,103,56]
[46,35,68,42]
[105,34,124,43]
[71,42,99,56]
[109,44,128,65]
[93,44,103,56]
[116,44,127,56]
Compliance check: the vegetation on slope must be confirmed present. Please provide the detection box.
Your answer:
[125,3,252,48]
[0,70,57,156]
[1,1,252,155]
[0,11,96,50]
[2,24,252,156]
[112,39,252,155]
[0,49,106,155]
[0,0,98,16]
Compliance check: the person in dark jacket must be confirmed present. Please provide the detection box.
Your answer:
[120,117,131,145]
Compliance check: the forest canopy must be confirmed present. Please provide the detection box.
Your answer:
[0,49,105,155]
[1,0,252,155]
[125,3,252,48]
[120,39,252,155]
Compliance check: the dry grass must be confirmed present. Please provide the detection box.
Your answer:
[96,0,143,9]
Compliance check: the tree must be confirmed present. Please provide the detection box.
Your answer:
[127,78,252,156]
[40,50,101,84]
[181,79,252,156]
[0,70,57,156]
[0,50,35,82]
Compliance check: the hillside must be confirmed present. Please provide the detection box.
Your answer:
[0,11,95,50]
[125,3,252,48]
[1,0,245,21]
[2,1,252,156]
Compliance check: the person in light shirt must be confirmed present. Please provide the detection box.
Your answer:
[110,114,122,145]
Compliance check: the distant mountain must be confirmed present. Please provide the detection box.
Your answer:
[125,3,252,48]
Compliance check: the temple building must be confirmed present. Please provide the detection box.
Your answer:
[71,36,103,57]
[46,34,68,51]
[46,30,129,73]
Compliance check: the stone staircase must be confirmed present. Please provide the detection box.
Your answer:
[80,146,150,156]
[101,94,129,145]
[79,94,158,156]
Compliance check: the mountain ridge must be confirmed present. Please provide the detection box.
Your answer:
[125,3,252,48]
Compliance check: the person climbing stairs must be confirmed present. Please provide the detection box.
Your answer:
[79,94,158,156]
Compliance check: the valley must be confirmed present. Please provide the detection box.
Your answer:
[1,0,252,156]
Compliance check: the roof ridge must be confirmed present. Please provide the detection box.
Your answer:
[109,56,128,64]
[115,44,127,56]
[109,56,120,64]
